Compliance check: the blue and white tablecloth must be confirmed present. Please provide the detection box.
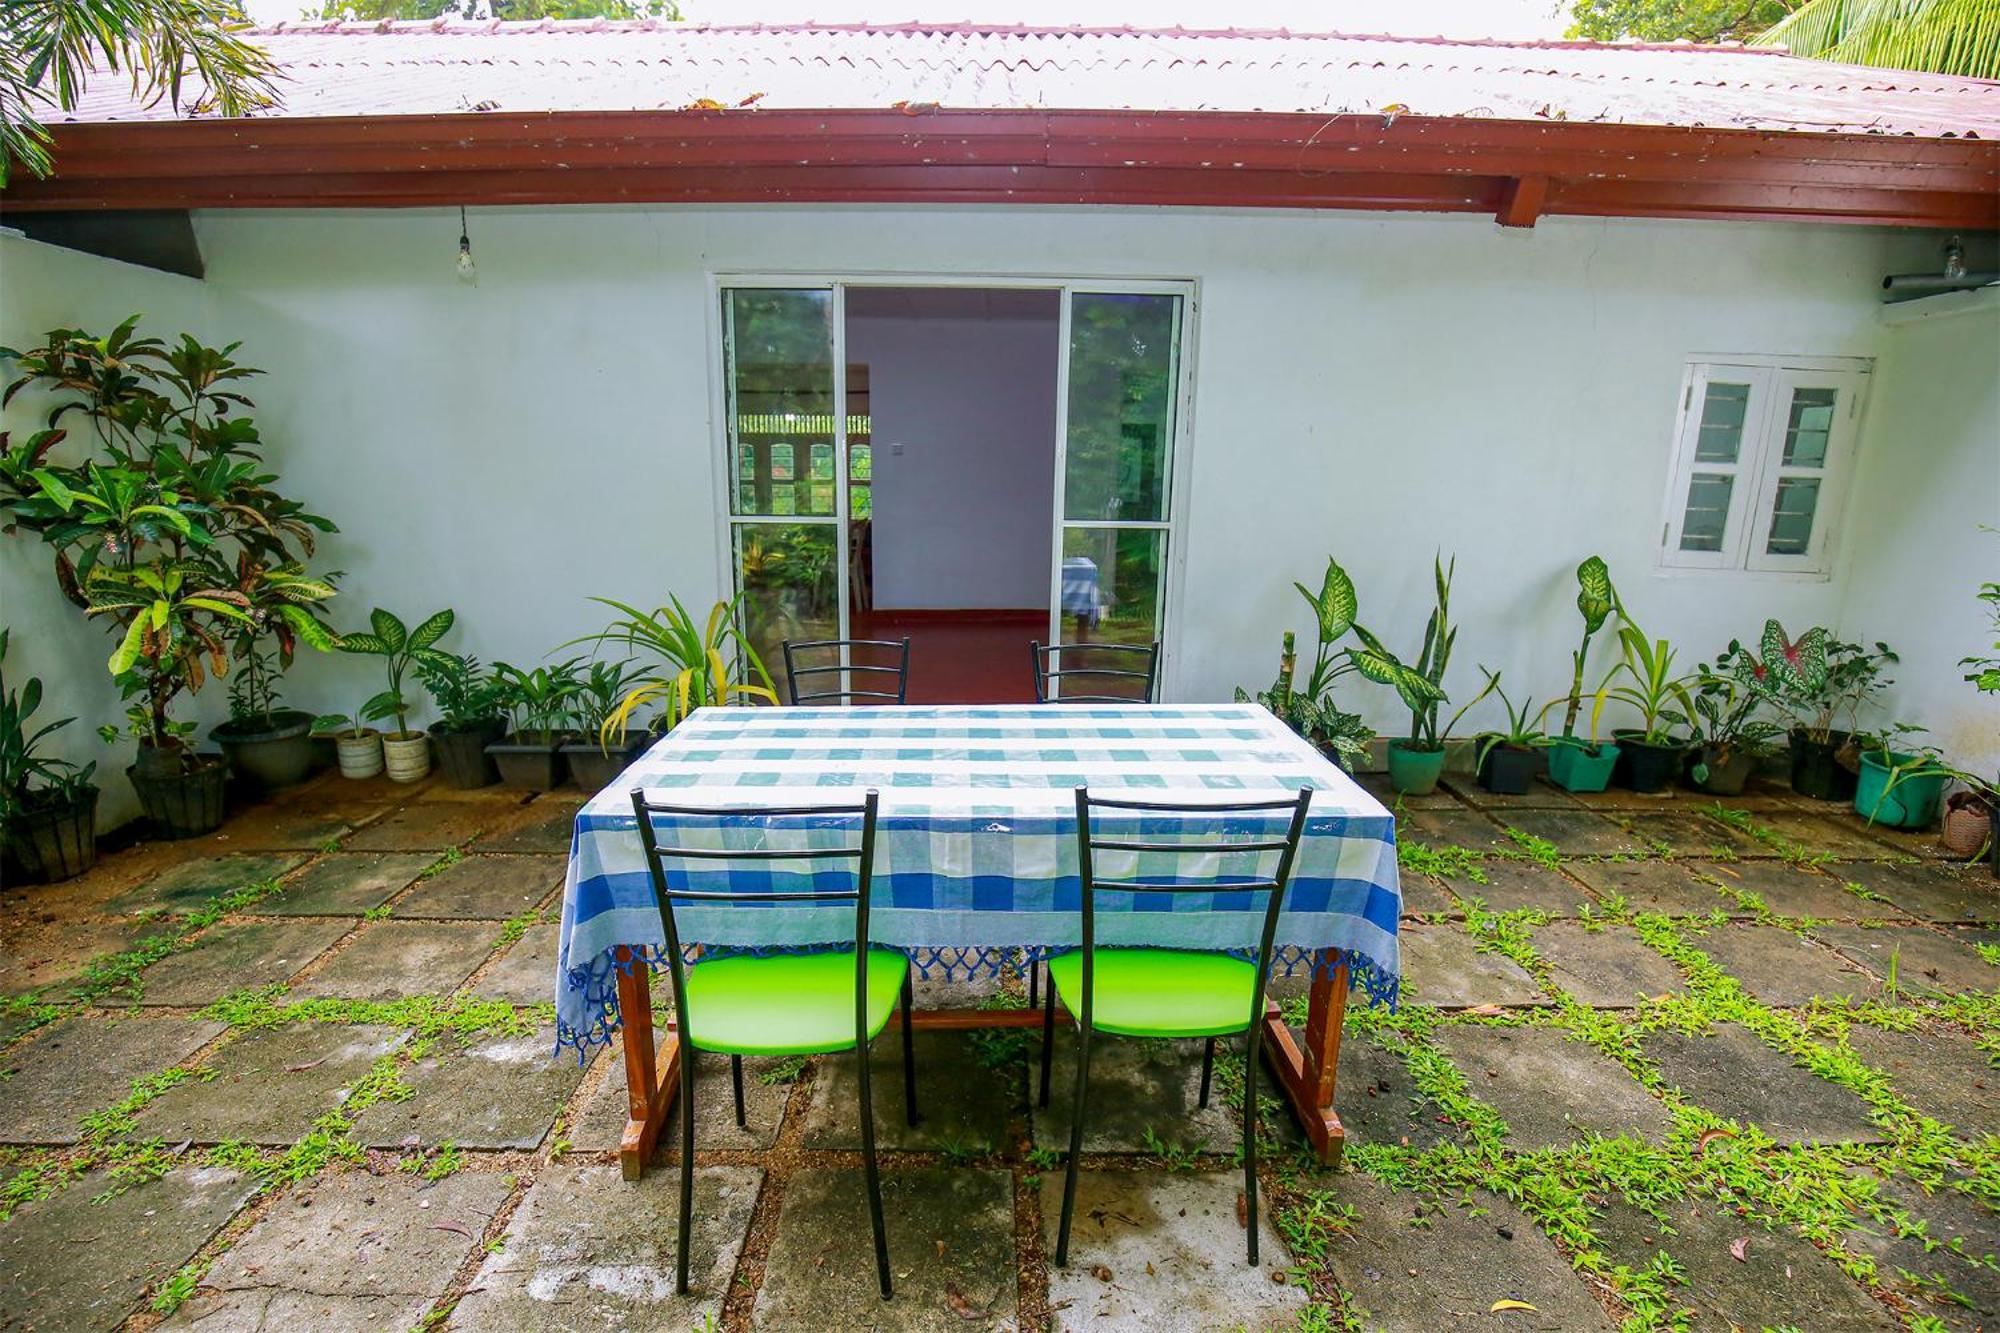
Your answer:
[1060,557,1104,623]
[556,704,1401,1056]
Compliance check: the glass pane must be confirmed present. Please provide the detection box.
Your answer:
[1678,473,1734,552]
[1782,388,1837,467]
[1060,527,1163,655]
[1695,381,1751,463]
[1765,476,1821,555]
[725,289,836,518]
[808,442,835,481]
[849,443,872,481]
[849,484,872,519]
[1063,293,1181,523]
[734,523,840,702]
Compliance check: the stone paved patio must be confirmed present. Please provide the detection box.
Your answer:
[0,769,1993,1331]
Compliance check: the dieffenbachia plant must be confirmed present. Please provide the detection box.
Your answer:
[1559,556,1617,741]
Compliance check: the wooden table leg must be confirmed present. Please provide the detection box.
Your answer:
[1261,952,1349,1167]
[615,946,682,1181]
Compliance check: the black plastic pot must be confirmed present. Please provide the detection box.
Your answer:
[128,751,228,839]
[431,718,506,789]
[1789,728,1858,802]
[211,709,317,791]
[10,787,99,882]
[563,736,649,793]
[1479,744,1539,795]
[486,735,569,792]
[1689,743,1757,796]
[1613,732,1690,794]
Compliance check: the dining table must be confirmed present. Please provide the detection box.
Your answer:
[556,702,1402,1178]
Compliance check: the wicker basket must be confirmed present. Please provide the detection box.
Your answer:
[1941,791,1992,858]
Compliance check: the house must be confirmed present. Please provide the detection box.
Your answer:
[3,22,1996,828]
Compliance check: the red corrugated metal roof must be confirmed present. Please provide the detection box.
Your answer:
[52,20,2000,138]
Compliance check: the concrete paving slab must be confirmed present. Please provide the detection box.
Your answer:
[1397,807,1505,852]
[1327,1027,1458,1152]
[1756,810,1903,860]
[1358,771,1462,810]
[353,1024,584,1150]
[1808,924,1998,996]
[198,799,356,850]
[134,1023,404,1145]
[103,853,307,916]
[453,1162,762,1327]
[476,797,585,854]
[0,917,172,998]
[394,854,563,920]
[1680,922,1879,1005]
[345,797,516,852]
[806,1030,1016,1153]
[1531,922,1686,1007]
[1043,1169,1303,1331]
[1839,861,1997,925]
[106,917,351,1007]
[289,920,496,1000]
[1695,859,1908,920]
[472,923,561,1005]
[1645,1022,1879,1143]
[249,852,432,915]
[1437,861,1595,916]
[1030,1031,1236,1154]
[0,1166,257,1333]
[1565,859,1736,915]
[1399,874,1459,917]
[565,1042,790,1155]
[1494,809,1645,856]
[1437,1024,1671,1147]
[0,1013,226,1144]
[164,1168,511,1331]
[1841,1023,1996,1132]
[1842,1173,1999,1332]
[756,1168,1014,1331]
[1591,1194,1896,1331]
[1616,811,1764,858]
[1321,1173,1616,1331]
[1397,922,1545,1009]
[1441,774,1580,810]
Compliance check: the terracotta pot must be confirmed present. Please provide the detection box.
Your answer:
[1942,791,1991,858]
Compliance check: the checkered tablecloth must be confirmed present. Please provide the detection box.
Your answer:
[556,704,1401,1055]
[1060,556,1104,623]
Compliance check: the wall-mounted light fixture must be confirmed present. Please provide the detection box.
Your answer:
[456,206,477,285]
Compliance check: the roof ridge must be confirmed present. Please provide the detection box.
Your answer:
[244,17,1795,56]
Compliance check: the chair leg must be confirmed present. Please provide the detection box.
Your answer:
[1199,1036,1215,1109]
[676,1047,697,1295]
[1243,1027,1261,1268]
[1055,1021,1094,1268]
[730,1054,746,1129]
[1038,969,1057,1108]
[1027,956,1039,1010]
[857,1039,893,1298]
[900,969,919,1127]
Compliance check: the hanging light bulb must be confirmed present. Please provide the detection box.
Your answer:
[456,205,477,285]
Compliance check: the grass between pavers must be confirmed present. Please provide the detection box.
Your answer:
[1258,854,1997,1333]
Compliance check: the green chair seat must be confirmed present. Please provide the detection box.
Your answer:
[1046,948,1258,1038]
[682,948,908,1056]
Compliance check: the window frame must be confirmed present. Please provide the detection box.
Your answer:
[1658,354,1871,579]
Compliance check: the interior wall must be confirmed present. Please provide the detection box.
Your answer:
[1837,289,2000,778]
[845,287,1059,611]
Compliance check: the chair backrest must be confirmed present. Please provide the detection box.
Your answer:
[1070,786,1312,1031]
[1031,640,1160,703]
[783,638,911,706]
[630,790,880,1048]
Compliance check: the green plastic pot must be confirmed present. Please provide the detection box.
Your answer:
[1546,740,1620,794]
[1854,750,1949,830]
[1385,741,1447,796]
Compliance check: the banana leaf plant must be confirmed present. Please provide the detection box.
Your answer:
[562,592,777,743]
[333,607,455,739]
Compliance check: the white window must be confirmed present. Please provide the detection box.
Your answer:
[1659,356,1870,577]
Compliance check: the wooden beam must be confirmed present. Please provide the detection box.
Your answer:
[1496,174,1549,228]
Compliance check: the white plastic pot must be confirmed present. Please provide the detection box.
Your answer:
[335,729,384,780]
[382,731,432,784]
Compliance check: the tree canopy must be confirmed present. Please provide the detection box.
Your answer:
[1568,0,2000,79]
[1567,0,1800,44]
[306,0,678,18]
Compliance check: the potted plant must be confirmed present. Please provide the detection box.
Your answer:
[1471,668,1549,795]
[1546,555,1623,794]
[1734,621,1897,802]
[1381,555,1459,796]
[1852,725,1951,830]
[1684,648,1783,796]
[416,651,509,789]
[1958,579,1999,875]
[562,592,778,741]
[0,630,100,882]
[1238,631,1374,770]
[563,659,653,792]
[335,607,454,784]
[487,658,585,791]
[0,320,339,837]
[209,563,338,791]
[1591,621,1696,794]
[311,707,383,779]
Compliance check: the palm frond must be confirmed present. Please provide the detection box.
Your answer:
[1758,0,2000,79]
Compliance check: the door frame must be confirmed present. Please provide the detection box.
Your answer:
[705,272,1201,699]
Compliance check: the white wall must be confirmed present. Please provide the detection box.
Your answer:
[9,205,1981,829]
[1837,289,2000,778]
[846,288,1058,610]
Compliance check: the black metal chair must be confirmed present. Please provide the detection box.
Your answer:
[1029,640,1159,703]
[783,637,911,706]
[630,788,915,1299]
[1039,785,1313,1268]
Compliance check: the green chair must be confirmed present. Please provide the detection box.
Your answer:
[631,788,916,1299]
[1039,785,1312,1268]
